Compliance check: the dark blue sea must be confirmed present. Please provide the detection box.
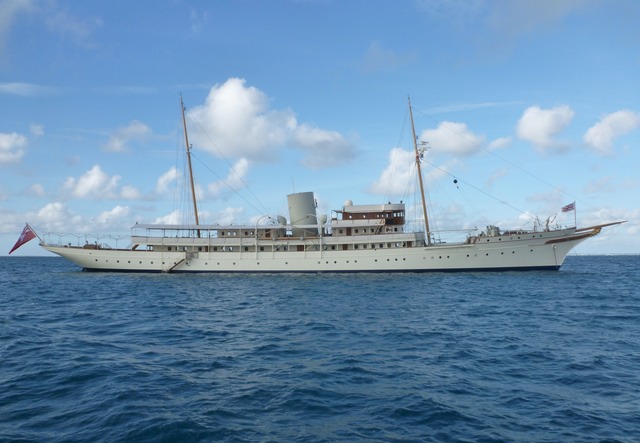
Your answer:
[1,256,639,442]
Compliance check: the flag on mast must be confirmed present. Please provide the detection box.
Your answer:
[9,223,38,254]
[561,202,576,212]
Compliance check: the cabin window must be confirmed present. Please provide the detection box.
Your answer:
[354,245,358,249]
[244,247,248,251]
[260,246,264,251]
[331,245,336,250]
[198,247,202,252]
[221,232,225,236]
[339,229,343,234]
[167,247,172,251]
[355,229,359,234]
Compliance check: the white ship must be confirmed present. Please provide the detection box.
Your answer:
[39,98,623,272]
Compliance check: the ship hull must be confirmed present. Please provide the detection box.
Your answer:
[41,229,590,273]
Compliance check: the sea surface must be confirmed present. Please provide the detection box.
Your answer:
[1,255,639,442]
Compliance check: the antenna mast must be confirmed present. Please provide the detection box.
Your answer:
[408,96,431,245]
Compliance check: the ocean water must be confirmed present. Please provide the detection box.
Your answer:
[1,256,639,442]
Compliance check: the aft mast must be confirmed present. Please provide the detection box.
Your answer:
[408,96,431,246]
[180,94,200,236]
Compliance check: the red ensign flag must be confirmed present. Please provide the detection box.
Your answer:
[9,224,38,254]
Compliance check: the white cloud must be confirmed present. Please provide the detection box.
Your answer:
[120,185,142,200]
[187,78,355,169]
[488,136,511,150]
[30,183,46,197]
[155,167,180,194]
[36,202,84,232]
[292,124,357,169]
[154,210,182,225]
[63,165,119,198]
[369,148,416,196]
[95,205,130,224]
[208,158,250,198]
[485,167,508,190]
[204,206,245,226]
[103,120,151,153]
[188,78,294,161]
[62,164,140,200]
[420,121,484,157]
[44,8,103,48]
[516,105,574,153]
[0,131,26,164]
[583,110,640,155]
[0,82,58,96]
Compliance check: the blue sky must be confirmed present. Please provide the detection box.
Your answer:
[1,0,639,256]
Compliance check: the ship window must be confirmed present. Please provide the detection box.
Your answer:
[354,245,358,249]
[339,229,343,234]
[244,247,248,252]
[260,246,264,251]
[168,247,172,251]
[198,247,202,251]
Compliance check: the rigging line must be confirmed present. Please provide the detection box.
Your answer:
[189,151,267,216]
[188,114,269,215]
[384,107,411,205]
[411,106,595,211]
[422,159,533,220]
